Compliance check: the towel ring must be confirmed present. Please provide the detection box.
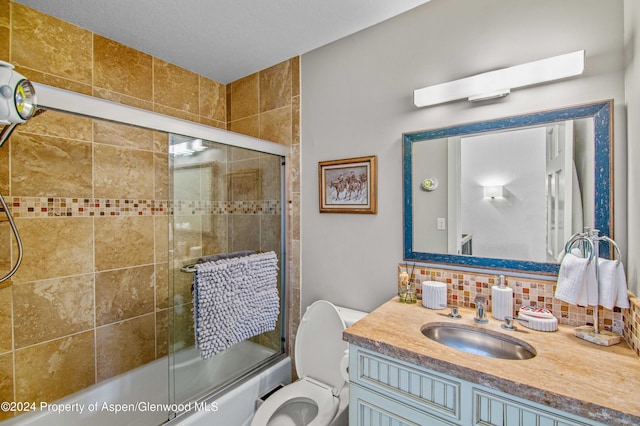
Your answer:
[564,232,585,254]
[602,236,622,264]
[565,236,595,263]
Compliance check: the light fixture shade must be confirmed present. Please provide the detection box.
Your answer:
[0,60,37,124]
[483,186,504,199]
[414,50,585,107]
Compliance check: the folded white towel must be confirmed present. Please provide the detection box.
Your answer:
[614,260,630,309]
[556,247,584,263]
[597,258,618,310]
[596,258,630,310]
[584,258,598,307]
[556,253,596,306]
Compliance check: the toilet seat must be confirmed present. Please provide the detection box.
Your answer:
[294,301,348,395]
[251,378,339,426]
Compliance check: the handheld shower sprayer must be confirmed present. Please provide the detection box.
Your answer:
[0,60,39,283]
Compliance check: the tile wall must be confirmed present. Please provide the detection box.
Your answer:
[623,296,640,356]
[399,264,627,336]
[0,0,301,419]
[0,112,171,413]
[226,57,302,365]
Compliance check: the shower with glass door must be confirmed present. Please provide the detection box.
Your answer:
[167,133,286,406]
[0,77,287,424]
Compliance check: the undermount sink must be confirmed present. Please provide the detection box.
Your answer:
[421,323,536,360]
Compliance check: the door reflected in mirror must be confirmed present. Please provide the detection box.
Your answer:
[403,100,612,275]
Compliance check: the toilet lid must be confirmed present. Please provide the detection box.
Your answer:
[295,301,347,394]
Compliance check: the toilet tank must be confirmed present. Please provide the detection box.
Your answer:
[335,305,368,327]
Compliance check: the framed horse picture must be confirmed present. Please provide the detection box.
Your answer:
[318,155,377,214]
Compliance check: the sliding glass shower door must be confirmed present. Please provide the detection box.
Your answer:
[168,134,286,408]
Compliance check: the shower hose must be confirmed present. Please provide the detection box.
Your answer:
[0,181,23,283]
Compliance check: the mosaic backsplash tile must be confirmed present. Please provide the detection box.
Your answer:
[623,296,640,357]
[398,264,627,337]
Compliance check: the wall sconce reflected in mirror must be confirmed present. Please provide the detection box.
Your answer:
[483,185,504,199]
[413,50,585,107]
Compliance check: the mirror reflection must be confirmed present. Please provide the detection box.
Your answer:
[403,101,612,274]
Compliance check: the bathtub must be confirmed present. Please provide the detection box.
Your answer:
[2,341,290,426]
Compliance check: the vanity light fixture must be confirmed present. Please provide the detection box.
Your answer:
[413,50,585,107]
[483,186,504,199]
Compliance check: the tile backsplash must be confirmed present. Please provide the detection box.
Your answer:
[399,264,629,341]
[623,296,640,357]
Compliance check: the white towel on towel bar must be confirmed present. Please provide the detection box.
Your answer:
[193,251,280,359]
[615,262,630,309]
[555,253,597,306]
[598,258,630,310]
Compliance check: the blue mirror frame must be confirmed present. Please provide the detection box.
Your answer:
[403,100,612,275]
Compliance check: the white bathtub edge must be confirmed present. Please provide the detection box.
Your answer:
[168,356,292,426]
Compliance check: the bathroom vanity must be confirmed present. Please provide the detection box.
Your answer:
[343,299,640,426]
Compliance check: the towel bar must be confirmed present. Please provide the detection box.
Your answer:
[180,264,197,273]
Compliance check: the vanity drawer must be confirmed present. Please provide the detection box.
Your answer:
[350,346,462,422]
[472,388,605,426]
[350,382,459,426]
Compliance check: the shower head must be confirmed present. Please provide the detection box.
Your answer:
[0,60,37,125]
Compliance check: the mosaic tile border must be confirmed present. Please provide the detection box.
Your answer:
[173,200,281,216]
[3,197,168,217]
[2,197,281,218]
[398,264,626,337]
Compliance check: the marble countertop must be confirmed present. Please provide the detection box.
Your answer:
[343,297,640,426]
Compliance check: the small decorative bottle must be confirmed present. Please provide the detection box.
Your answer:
[398,271,409,296]
[399,271,417,304]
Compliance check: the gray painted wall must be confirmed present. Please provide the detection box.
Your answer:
[412,138,448,254]
[301,0,626,312]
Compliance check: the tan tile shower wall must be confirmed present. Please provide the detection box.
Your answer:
[226,56,302,368]
[0,0,301,418]
[398,264,626,336]
[0,115,169,415]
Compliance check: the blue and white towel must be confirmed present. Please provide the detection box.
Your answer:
[193,251,280,359]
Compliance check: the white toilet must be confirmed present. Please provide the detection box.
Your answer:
[250,300,367,426]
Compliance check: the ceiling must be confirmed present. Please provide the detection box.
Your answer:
[14,0,432,84]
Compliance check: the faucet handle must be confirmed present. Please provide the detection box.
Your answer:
[440,304,462,319]
[501,316,528,331]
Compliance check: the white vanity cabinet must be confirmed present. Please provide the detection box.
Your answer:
[348,345,606,426]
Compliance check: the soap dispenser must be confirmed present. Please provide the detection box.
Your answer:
[491,275,513,320]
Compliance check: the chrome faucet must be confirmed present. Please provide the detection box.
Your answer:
[501,316,529,331]
[474,294,488,324]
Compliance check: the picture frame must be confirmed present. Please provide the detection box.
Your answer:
[318,155,377,214]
